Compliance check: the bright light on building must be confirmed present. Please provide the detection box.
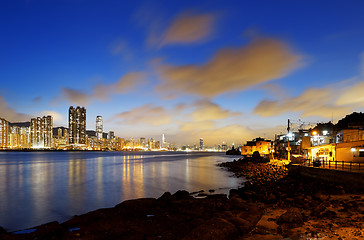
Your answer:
[312,131,317,136]
[323,130,328,135]
[351,148,356,152]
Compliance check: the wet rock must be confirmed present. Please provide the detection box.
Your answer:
[190,190,204,195]
[173,190,191,200]
[229,197,246,210]
[228,189,239,199]
[267,193,277,203]
[277,208,304,227]
[206,194,227,200]
[311,204,327,217]
[182,217,239,240]
[320,210,337,218]
[34,221,62,238]
[158,192,172,202]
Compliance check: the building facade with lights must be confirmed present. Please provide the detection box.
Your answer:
[96,116,103,140]
[69,106,86,145]
[0,118,9,149]
[30,115,53,148]
[241,137,273,157]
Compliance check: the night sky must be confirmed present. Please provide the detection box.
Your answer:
[1,0,364,145]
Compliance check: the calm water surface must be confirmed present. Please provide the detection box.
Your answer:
[0,151,241,231]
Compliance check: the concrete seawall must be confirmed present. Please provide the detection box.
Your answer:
[288,164,364,190]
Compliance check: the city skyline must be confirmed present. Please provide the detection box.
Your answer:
[1,1,364,145]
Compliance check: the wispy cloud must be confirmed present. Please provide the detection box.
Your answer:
[55,72,146,105]
[0,96,31,122]
[254,87,352,118]
[156,37,302,97]
[61,88,90,106]
[109,39,134,60]
[137,6,217,48]
[160,11,217,46]
[32,96,42,104]
[113,104,172,126]
[254,53,364,119]
[190,99,240,121]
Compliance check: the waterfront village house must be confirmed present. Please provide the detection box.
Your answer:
[336,129,364,162]
[241,138,273,157]
[308,129,364,162]
[274,130,309,159]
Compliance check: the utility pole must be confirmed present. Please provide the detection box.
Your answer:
[287,119,291,162]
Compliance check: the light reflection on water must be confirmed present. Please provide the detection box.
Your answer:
[0,151,240,231]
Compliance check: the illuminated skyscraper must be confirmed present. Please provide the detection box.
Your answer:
[200,138,204,151]
[69,106,86,144]
[0,118,9,149]
[10,126,21,148]
[96,116,103,140]
[20,127,30,148]
[58,128,62,139]
[30,115,53,148]
[108,131,114,139]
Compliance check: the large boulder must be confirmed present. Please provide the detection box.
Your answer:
[277,208,304,228]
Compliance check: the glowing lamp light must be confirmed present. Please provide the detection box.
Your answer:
[323,130,328,135]
[312,131,317,136]
[351,148,356,152]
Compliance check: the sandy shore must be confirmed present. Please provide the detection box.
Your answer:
[1,159,364,239]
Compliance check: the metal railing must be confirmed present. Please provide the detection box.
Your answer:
[304,159,364,173]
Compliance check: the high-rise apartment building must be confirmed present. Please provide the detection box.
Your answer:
[96,116,103,140]
[108,131,114,139]
[200,138,204,150]
[30,115,53,148]
[20,127,30,148]
[58,128,63,139]
[10,126,21,148]
[69,106,86,144]
[0,118,9,149]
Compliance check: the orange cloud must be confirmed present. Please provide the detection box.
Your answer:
[161,12,216,46]
[190,100,240,121]
[94,72,146,100]
[61,88,90,106]
[255,54,364,119]
[57,72,145,105]
[254,87,353,118]
[0,96,30,122]
[156,38,302,97]
[336,81,364,106]
[113,104,172,126]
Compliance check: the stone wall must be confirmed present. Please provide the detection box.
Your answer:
[289,164,364,190]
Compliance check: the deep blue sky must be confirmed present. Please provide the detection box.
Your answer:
[1,0,364,145]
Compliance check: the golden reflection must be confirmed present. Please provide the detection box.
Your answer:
[185,159,190,181]
[122,155,131,198]
[121,154,145,199]
[96,157,104,200]
[68,157,86,201]
[30,157,55,217]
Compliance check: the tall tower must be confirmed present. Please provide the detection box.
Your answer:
[200,138,204,151]
[96,116,103,140]
[69,106,86,144]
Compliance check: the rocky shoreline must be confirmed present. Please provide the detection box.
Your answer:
[1,159,364,239]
